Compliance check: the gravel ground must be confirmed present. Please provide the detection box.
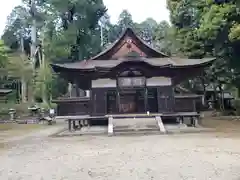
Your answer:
[1,132,240,180]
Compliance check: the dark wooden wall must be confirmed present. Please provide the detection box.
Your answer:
[91,88,107,116]
[157,86,175,113]
[56,100,90,116]
[55,87,203,116]
[174,96,203,112]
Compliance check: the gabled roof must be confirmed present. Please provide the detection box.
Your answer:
[52,57,215,71]
[91,28,168,60]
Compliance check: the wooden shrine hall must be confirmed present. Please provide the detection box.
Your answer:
[51,28,215,133]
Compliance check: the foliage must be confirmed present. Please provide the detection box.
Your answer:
[34,63,55,103]
[233,99,240,116]
[1,0,108,104]
[0,40,9,68]
[167,0,240,110]
[167,0,206,58]
[44,0,107,61]
[229,23,240,41]
[38,102,57,111]
[7,53,33,82]
[2,5,31,54]
[153,21,176,55]
[0,102,33,119]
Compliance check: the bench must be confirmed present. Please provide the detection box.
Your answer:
[65,115,107,131]
[161,112,200,127]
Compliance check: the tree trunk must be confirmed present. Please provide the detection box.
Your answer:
[42,85,48,104]
[21,77,27,103]
[41,31,47,104]
[20,32,29,103]
[213,84,217,109]
[218,84,225,111]
[30,0,37,103]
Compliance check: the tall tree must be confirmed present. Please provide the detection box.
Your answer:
[0,40,8,68]
[136,18,158,44]
[196,1,240,91]
[118,10,134,30]
[153,20,175,55]
[107,10,135,42]
[46,0,106,61]
[167,0,206,58]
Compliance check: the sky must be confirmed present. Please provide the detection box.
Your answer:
[0,0,170,36]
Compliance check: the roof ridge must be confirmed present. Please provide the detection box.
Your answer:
[91,27,168,60]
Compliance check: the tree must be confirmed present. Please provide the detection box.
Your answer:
[196,1,240,93]
[34,63,55,104]
[2,5,31,53]
[118,10,134,30]
[136,18,158,44]
[0,40,9,91]
[167,0,240,109]
[44,0,106,61]
[0,40,8,68]
[167,0,206,58]
[153,21,175,55]
[2,0,108,103]
[106,10,135,43]
[7,52,33,103]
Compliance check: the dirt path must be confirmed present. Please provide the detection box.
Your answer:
[0,132,239,180]
[1,125,65,144]
[0,118,240,180]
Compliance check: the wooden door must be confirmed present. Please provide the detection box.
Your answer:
[119,93,137,113]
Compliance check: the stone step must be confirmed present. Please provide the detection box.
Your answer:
[113,129,162,136]
[108,116,166,136]
[113,117,158,128]
[114,127,160,132]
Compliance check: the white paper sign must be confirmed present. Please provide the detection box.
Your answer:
[50,109,55,114]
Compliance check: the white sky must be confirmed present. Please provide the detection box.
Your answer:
[0,0,170,35]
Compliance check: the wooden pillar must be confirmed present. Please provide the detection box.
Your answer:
[68,119,72,131]
[157,87,162,113]
[144,87,148,113]
[78,120,82,129]
[190,117,194,126]
[193,117,199,127]
[108,116,114,136]
[177,116,183,124]
[164,97,168,112]
[75,82,80,97]
[116,90,120,113]
[193,99,196,112]
[86,90,90,97]
[73,120,76,130]
[170,85,175,112]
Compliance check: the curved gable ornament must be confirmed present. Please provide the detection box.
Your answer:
[126,38,133,51]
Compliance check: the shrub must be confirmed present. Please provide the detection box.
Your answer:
[233,99,240,115]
